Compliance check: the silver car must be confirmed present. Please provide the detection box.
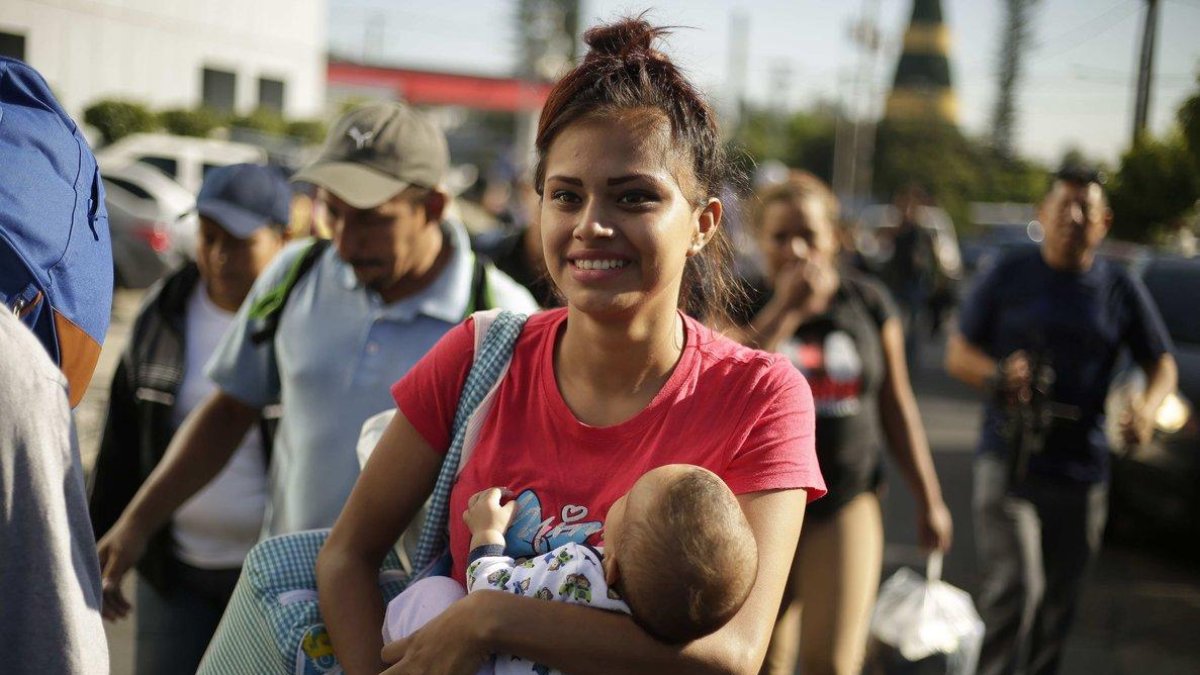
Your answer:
[102,162,196,288]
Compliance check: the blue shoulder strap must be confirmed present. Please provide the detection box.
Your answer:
[411,310,527,572]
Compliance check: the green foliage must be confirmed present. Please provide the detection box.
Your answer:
[873,119,977,227]
[872,119,1045,229]
[734,107,836,183]
[285,119,328,145]
[83,99,158,145]
[1109,133,1199,242]
[732,107,1046,230]
[159,107,224,138]
[1178,77,1200,170]
[1104,76,1200,242]
[338,96,374,116]
[230,107,288,136]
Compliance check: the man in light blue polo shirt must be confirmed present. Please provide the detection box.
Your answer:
[95,102,537,607]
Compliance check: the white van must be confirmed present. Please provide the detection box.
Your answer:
[96,133,267,194]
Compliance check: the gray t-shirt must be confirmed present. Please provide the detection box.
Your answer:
[0,310,109,673]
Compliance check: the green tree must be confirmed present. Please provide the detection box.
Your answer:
[83,99,158,145]
[733,106,836,184]
[872,119,980,227]
[1109,133,1199,242]
[230,107,288,136]
[1178,76,1200,169]
[159,107,224,138]
[285,119,328,145]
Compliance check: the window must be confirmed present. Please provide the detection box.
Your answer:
[202,163,223,180]
[202,67,237,113]
[0,31,25,61]
[137,156,179,180]
[103,177,153,201]
[258,77,285,112]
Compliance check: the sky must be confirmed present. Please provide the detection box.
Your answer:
[327,0,1200,166]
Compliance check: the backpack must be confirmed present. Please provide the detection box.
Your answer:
[0,57,111,406]
[246,236,496,346]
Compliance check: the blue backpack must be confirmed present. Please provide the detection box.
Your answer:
[0,56,111,406]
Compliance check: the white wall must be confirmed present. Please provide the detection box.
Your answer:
[0,0,327,121]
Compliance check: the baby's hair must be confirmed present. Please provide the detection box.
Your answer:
[620,468,758,644]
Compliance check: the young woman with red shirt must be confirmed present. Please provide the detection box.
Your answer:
[317,17,826,675]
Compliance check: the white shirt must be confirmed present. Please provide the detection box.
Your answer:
[171,285,269,569]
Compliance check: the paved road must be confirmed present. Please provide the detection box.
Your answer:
[882,344,1200,675]
[80,292,1200,674]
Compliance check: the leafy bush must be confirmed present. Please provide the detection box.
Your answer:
[230,107,288,136]
[159,107,224,137]
[286,119,328,145]
[83,99,158,145]
[1109,134,1199,242]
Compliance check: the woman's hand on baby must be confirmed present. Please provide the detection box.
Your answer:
[464,487,515,546]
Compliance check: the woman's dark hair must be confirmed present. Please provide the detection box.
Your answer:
[533,16,742,323]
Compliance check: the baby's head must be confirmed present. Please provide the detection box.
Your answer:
[602,464,758,644]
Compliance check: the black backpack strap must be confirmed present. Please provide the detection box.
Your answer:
[462,254,494,318]
[248,238,331,345]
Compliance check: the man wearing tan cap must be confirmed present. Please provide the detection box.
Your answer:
[95,103,537,613]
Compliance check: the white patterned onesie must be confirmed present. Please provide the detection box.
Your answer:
[466,541,630,675]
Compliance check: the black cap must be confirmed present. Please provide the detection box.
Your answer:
[1055,164,1106,186]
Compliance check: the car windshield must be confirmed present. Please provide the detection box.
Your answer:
[103,177,152,200]
[1143,262,1200,347]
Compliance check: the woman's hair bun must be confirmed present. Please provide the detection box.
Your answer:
[583,16,669,62]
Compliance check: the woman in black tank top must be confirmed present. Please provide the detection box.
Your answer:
[727,171,953,675]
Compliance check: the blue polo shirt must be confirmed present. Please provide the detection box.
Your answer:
[958,248,1171,483]
[207,221,538,535]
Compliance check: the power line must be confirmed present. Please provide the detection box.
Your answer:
[1026,1,1141,65]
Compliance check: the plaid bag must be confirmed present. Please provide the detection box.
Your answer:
[198,309,527,674]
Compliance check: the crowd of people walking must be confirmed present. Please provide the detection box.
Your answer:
[0,13,1179,675]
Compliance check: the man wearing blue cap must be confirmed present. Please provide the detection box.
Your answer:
[95,102,537,631]
[90,163,290,673]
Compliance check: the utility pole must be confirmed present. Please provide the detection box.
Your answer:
[992,0,1041,158]
[724,11,750,138]
[1132,0,1160,143]
[833,0,882,205]
[768,60,793,159]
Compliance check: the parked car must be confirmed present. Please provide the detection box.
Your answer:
[1105,255,1200,559]
[96,132,266,195]
[102,162,197,288]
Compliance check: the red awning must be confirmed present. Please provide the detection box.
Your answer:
[328,61,552,112]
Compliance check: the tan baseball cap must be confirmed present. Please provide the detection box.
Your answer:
[292,101,449,209]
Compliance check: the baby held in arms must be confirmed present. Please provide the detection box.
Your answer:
[382,464,759,674]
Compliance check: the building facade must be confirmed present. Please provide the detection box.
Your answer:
[0,0,326,121]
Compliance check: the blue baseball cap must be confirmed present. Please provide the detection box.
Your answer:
[197,163,292,238]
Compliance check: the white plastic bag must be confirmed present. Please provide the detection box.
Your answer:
[868,553,984,675]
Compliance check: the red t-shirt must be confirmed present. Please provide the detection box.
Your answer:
[392,308,824,583]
